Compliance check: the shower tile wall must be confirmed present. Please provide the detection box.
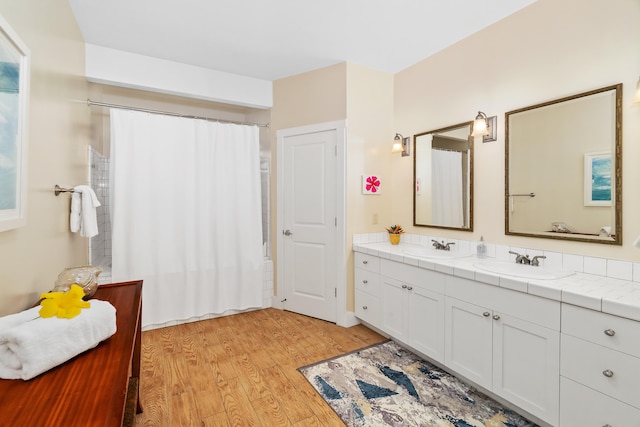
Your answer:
[89,147,111,283]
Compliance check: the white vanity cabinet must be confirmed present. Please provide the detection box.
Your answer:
[379,259,445,363]
[559,304,640,426]
[445,276,561,426]
[354,252,381,326]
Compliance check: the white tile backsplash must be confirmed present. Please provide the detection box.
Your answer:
[353,232,636,282]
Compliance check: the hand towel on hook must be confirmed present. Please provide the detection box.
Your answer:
[70,185,101,237]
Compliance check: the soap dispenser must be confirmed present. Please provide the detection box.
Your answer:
[477,236,487,258]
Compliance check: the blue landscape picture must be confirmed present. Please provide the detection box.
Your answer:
[591,156,611,202]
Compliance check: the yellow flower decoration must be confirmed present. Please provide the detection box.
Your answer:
[39,284,91,319]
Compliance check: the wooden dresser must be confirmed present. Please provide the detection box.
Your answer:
[0,280,143,426]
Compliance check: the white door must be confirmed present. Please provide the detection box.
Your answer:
[278,126,339,323]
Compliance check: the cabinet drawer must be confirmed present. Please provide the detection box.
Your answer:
[355,290,380,326]
[561,334,640,409]
[446,276,560,330]
[354,268,380,295]
[562,303,640,358]
[380,258,445,294]
[560,376,640,426]
[354,252,380,273]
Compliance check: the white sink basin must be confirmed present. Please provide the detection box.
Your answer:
[403,247,471,260]
[473,260,574,280]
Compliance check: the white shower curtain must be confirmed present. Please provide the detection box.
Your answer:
[109,109,263,329]
[431,149,464,227]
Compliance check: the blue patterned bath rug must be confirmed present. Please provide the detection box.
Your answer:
[298,340,538,426]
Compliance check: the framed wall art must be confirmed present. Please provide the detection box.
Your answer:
[584,151,612,207]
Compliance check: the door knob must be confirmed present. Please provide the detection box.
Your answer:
[604,329,615,336]
[483,312,491,317]
[492,314,501,320]
[283,229,292,236]
[602,369,614,378]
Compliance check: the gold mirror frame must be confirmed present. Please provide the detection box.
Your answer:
[413,121,474,231]
[505,84,622,245]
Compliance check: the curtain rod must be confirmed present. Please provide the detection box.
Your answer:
[86,99,269,128]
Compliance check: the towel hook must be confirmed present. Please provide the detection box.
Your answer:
[54,185,74,196]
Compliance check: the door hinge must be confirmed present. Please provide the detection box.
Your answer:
[335,217,337,227]
[335,288,337,298]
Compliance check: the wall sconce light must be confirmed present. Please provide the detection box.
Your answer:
[392,133,411,156]
[471,111,497,142]
[632,76,640,104]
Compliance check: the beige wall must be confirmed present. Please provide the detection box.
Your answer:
[345,63,394,310]
[271,63,394,309]
[0,1,91,316]
[394,0,640,261]
[87,83,269,157]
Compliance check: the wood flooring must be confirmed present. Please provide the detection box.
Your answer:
[133,308,385,427]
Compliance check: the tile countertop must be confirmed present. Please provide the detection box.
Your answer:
[353,242,640,323]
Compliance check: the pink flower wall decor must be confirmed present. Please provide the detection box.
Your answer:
[362,175,382,194]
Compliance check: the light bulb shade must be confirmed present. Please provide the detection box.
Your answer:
[471,117,490,137]
[392,133,403,152]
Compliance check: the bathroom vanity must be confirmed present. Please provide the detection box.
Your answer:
[354,242,640,427]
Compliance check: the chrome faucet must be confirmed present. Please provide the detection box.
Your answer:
[531,255,546,266]
[508,250,531,265]
[432,240,455,251]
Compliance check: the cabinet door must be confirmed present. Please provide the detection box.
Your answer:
[493,313,560,426]
[381,277,408,342]
[444,297,492,390]
[408,286,444,363]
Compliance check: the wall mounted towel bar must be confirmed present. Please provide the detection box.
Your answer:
[54,185,74,196]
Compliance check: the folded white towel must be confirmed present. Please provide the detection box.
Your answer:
[0,299,116,380]
[72,185,101,238]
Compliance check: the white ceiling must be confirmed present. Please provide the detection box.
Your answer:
[68,0,536,82]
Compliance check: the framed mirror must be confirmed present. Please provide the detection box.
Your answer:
[413,122,473,231]
[505,84,622,245]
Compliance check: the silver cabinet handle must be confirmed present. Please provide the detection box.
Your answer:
[362,280,368,284]
[362,306,368,310]
[483,312,491,317]
[604,329,615,337]
[602,369,614,378]
[492,314,501,320]
[401,284,408,289]
[362,260,368,265]
[407,286,413,291]
[283,229,292,236]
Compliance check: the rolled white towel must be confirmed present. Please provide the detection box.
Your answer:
[0,299,116,380]
[599,226,611,237]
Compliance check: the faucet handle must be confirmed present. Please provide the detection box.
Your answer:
[531,255,547,266]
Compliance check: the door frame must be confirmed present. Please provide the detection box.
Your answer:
[276,120,354,327]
